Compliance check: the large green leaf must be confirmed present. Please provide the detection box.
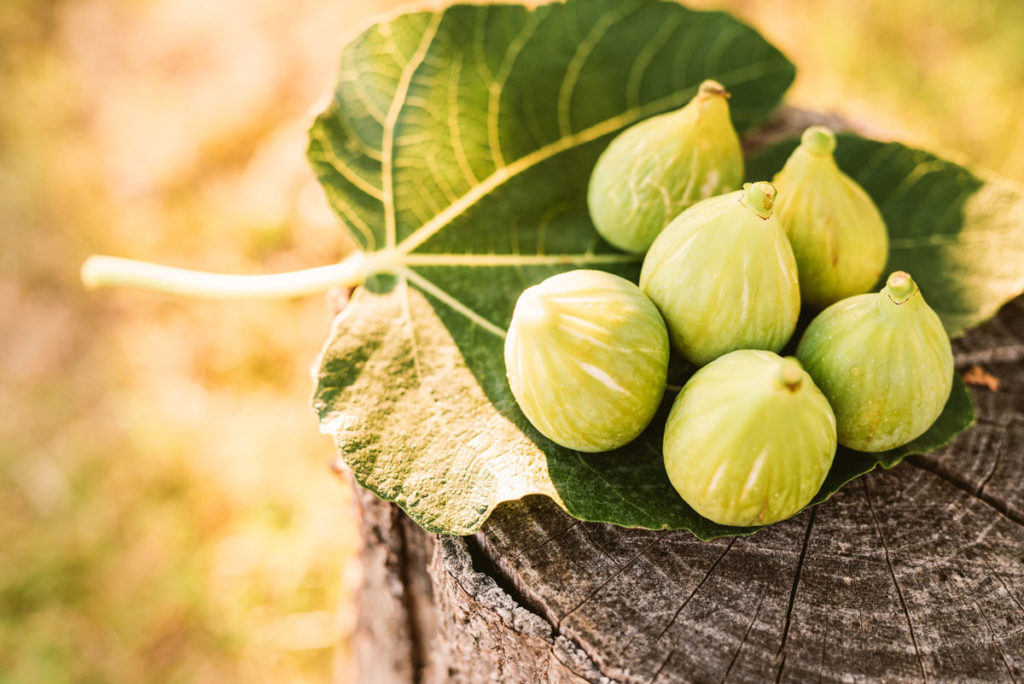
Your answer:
[309,0,795,537]
[308,0,1002,539]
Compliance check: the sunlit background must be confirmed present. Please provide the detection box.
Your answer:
[2,0,1022,681]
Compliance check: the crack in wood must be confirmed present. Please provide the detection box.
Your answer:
[975,418,1020,500]
[649,538,737,646]
[955,568,1020,682]
[463,532,555,628]
[460,533,626,683]
[578,523,621,569]
[815,607,830,684]
[976,446,1004,500]
[908,457,1024,528]
[558,532,667,627]
[980,557,1024,618]
[862,478,928,682]
[721,583,769,684]
[511,519,581,564]
[773,507,816,683]
[648,649,674,683]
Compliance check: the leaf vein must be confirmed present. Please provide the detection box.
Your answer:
[424,151,461,205]
[489,11,543,171]
[473,7,494,83]
[378,21,408,67]
[347,67,388,124]
[405,253,640,267]
[383,12,443,249]
[705,24,741,75]
[626,16,683,108]
[402,267,507,339]
[397,88,694,255]
[557,3,638,139]
[448,53,482,189]
[400,275,424,385]
[309,126,384,202]
[312,162,377,250]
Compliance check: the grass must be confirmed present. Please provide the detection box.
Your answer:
[2,0,1022,681]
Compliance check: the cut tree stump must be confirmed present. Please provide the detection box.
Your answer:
[342,112,1024,683]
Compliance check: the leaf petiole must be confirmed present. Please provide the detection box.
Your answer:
[80,249,402,299]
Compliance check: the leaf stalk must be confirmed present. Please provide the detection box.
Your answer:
[79,249,396,299]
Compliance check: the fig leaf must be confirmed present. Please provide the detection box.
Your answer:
[310,0,986,539]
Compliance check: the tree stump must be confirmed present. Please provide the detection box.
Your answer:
[343,111,1024,682]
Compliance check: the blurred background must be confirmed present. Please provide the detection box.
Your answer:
[1,0,1021,681]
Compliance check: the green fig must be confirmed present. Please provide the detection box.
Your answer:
[504,270,670,453]
[663,351,837,527]
[796,271,954,452]
[772,126,889,309]
[587,80,744,254]
[640,181,800,366]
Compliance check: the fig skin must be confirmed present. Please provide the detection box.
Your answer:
[796,271,954,452]
[663,351,837,527]
[640,181,800,366]
[772,126,889,309]
[504,270,670,453]
[587,80,744,254]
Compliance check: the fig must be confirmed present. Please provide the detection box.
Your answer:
[772,126,889,309]
[504,270,670,453]
[639,181,800,366]
[795,271,954,452]
[663,351,837,527]
[587,80,744,254]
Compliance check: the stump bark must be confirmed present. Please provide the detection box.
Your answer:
[344,112,1024,682]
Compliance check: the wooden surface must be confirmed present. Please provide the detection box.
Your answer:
[349,294,1024,683]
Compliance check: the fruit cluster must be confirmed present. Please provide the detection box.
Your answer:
[504,81,955,528]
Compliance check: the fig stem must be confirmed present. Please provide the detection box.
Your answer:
[80,249,390,299]
[776,357,804,391]
[697,79,728,98]
[741,181,776,219]
[885,270,918,303]
[801,125,837,156]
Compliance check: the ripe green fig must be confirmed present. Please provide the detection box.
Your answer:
[504,270,670,453]
[796,271,954,452]
[663,351,837,527]
[640,181,800,366]
[587,80,744,254]
[772,126,889,309]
